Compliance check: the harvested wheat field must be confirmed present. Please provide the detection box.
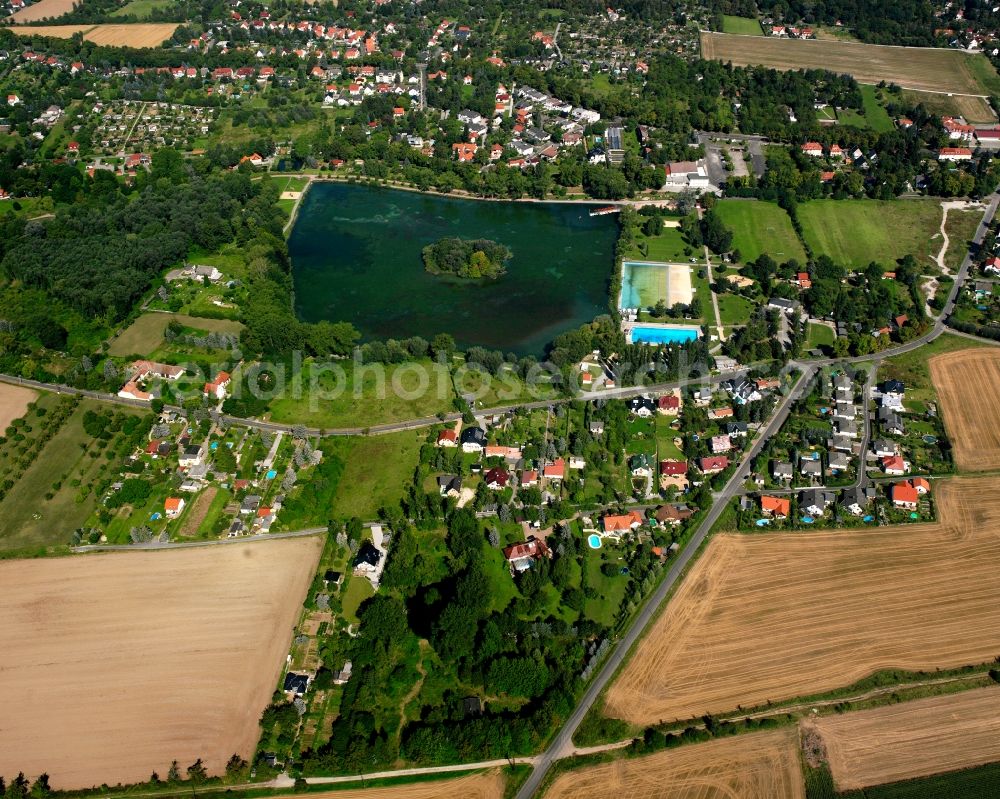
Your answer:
[808,686,1000,790]
[0,382,37,430]
[700,32,997,95]
[545,729,803,799]
[605,477,1000,725]
[0,536,322,789]
[273,771,504,799]
[8,22,178,46]
[7,0,77,22]
[930,348,1000,471]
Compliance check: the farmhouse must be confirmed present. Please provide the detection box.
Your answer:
[118,360,185,401]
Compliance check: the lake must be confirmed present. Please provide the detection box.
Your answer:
[288,183,619,355]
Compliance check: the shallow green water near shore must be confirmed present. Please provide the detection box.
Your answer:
[289,183,618,355]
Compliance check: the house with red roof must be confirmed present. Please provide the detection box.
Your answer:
[802,142,824,156]
[437,429,457,447]
[520,469,538,487]
[453,142,477,162]
[890,481,919,509]
[657,394,681,415]
[698,455,729,474]
[939,147,973,161]
[880,455,908,475]
[164,497,186,519]
[601,510,644,536]
[911,477,931,494]
[503,537,551,572]
[485,466,510,490]
[760,495,790,518]
[204,371,231,400]
[543,458,565,481]
[659,460,687,477]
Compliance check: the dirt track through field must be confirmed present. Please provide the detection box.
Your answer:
[0,383,37,430]
[808,686,1000,790]
[0,536,321,788]
[930,348,1000,470]
[700,32,993,95]
[605,477,1000,725]
[544,729,804,799]
[274,771,504,799]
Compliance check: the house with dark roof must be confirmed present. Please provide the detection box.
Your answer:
[354,540,383,573]
[484,466,510,490]
[283,672,309,696]
[437,474,462,497]
[626,396,656,417]
[461,426,486,452]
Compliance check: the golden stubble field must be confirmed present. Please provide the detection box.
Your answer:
[8,22,179,46]
[930,348,1000,471]
[544,729,804,799]
[0,536,322,789]
[7,0,77,22]
[808,686,1000,790]
[604,477,1000,725]
[0,382,37,431]
[274,771,505,799]
[700,32,993,95]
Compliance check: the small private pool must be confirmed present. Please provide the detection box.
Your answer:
[587,534,602,549]
[629,325,700,346]
[801,516,814,524]
[755,518,771,527]
[265,469,277,480]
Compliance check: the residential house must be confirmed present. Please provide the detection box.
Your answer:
[699,455,729,474]
[879,379,905,410]
[543,458,565,481]
[772,461,793,481]
[878,407,905,435]
[890,481,919,509]
[911,477,931,494]
[828,451,850,471]
[626,396,656,417]
[800,489,836,517]
[179,445,204,468]
[800,458,822,479]
[569,456,586,470]
[654,503,695,526]
[484,466,510,490]
[834,419,858,438]
[164,497,185,518]
[760,495,790,518]
[283,672,309,697]
[502,536,551,571]
[872,438,897,458]
[461,427,486,452]
[354,540,383,574]
[841,487,876,516]
[437,429,458,447]
[437,474,462,497]
[628,453,652,477]
[726,421,748,438]
[589,420,605,435]
[204,370,231,399]
[240,495,261,514]
[520,469,538,487]
[657,394,681,415]
[710,434,732,454]
[601,510,644,536]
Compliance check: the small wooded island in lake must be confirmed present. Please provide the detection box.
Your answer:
[422,237,512,280]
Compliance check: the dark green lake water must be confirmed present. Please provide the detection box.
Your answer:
[288,183,619,355]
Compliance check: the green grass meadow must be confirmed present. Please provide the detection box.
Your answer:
[798,199,943,270]
[714,200,807,264]
[721,15,763,35]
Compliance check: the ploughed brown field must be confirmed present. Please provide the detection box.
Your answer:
[0,536,322,788]
[604,477,1000,724]
[272,771,504,799]
[700,32,994,95]
[7,22,178,46]
[930,348,1000,471]
[808,686,1000,790]
[544,729,804,799]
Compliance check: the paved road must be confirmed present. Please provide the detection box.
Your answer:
[514,366,815,799]
[71,527,325,553]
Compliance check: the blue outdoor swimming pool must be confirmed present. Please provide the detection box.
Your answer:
[630,326,700,345]
[266,469,277,479]
[587,534,602,549]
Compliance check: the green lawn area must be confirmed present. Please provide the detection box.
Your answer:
[798,199,943,270]
[328,430,426,519]
[807,322,836,349]
[966,52,1000,96]
[721,14,762,35]
[714,200,807,264]
[655,416,684,460]
[860,85,894,133]
[943,208,984,271]
[0,195,53,220]
[583,543,629,627]
[717,293,756,326]
[456,364,559,409]
[0,399,146,554]
[109,312,244,357]
[341,574,375,624]
[588,73,619,99]
[111,0,174,16]
[268,359,455,429]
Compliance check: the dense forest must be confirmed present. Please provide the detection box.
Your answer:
[422,238,512,280]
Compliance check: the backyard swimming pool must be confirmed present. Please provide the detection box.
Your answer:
[629,325,701,345]
[587,534,602,549]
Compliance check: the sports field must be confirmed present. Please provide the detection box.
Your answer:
[109,311,244,356]
[544,728,804,799]
[7,22,179,46]
[930,348,1000,471]
[798,199,943,269]
[604,477,1000,724]
[809,686,1000,790]
[714,200,807,264]
[0,536,322,788]
[700,32,1000,95]
[620,261,694,309]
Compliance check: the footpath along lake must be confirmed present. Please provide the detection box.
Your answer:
[289,183,619,355]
